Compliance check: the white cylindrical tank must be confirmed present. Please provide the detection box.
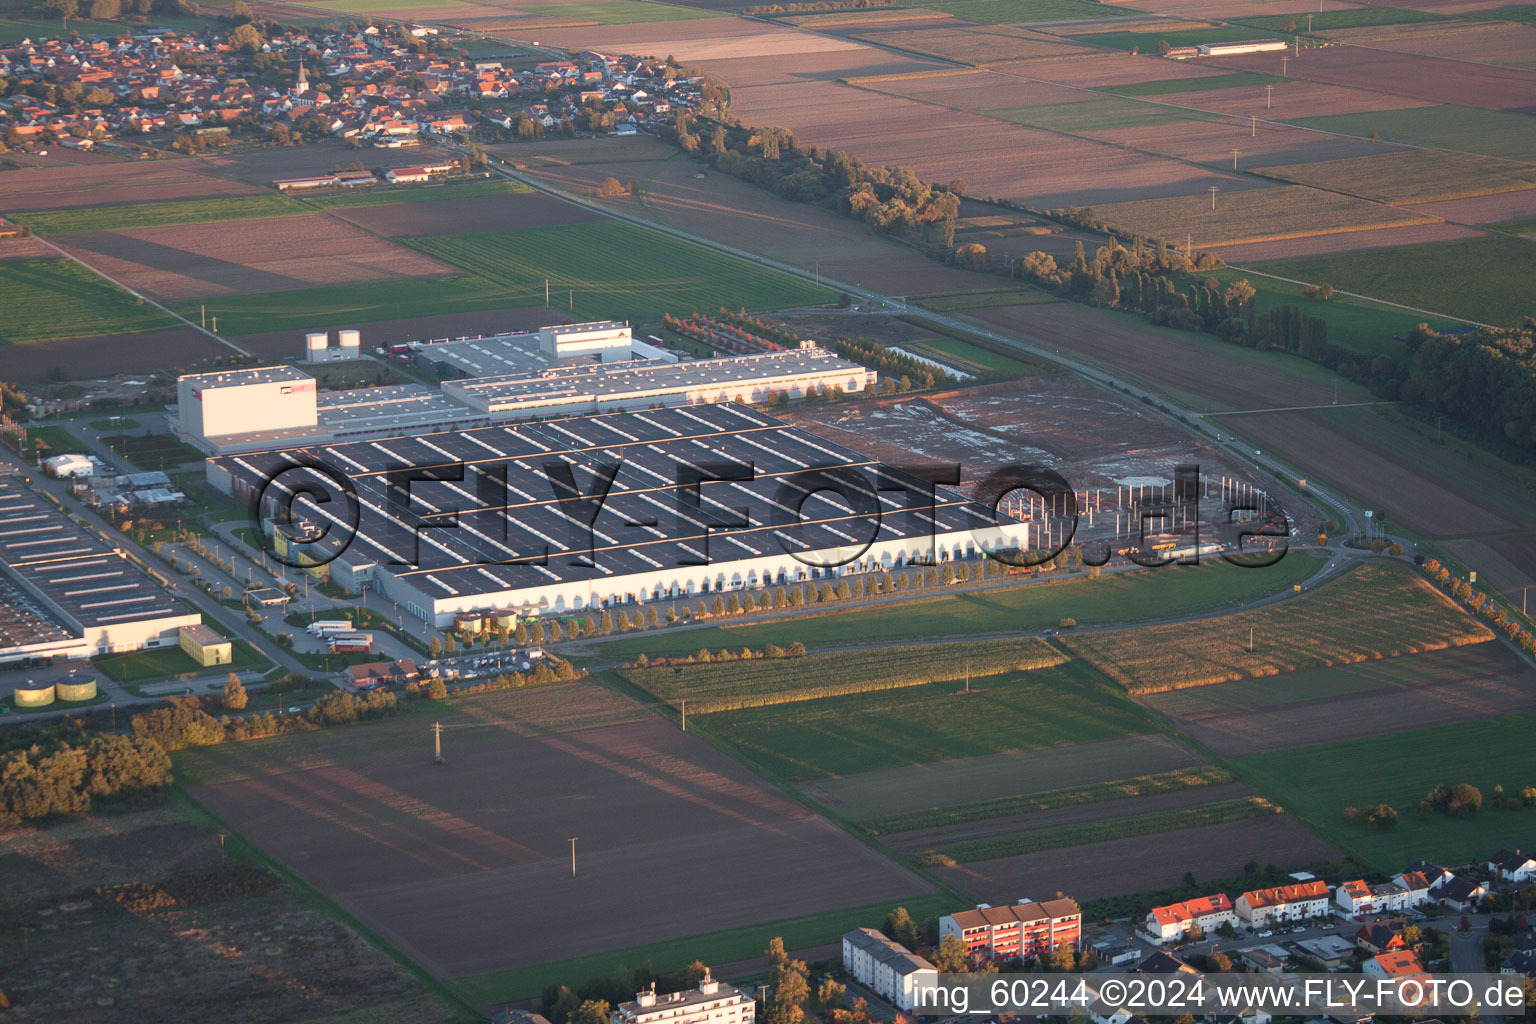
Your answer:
[337,329,361,354]
[305,331,328,359]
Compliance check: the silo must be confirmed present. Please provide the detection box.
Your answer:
[55,678,98,702]
[305,331,329,361]
[13,681,55,708]
[337,329,361,358]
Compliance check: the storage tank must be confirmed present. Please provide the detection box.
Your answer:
[337,329,361,356]
[305,331,329,360]
[55,678,98,702]
[14,681,55,708]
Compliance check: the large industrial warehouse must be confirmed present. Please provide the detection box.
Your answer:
[207,403,1028,628]
[0,478,200,664]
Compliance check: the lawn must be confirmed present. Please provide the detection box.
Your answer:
[1086,185,1438,249]
[1103,71,1286,97]
[689,659,1161,783]
[1232,712,1536,869]
[1064,562,1492,694]
[1250,234,1536,327]
[407,220,837,325]
[0,258,179,344]
[618,638,1065,713]
[177,274,512,337]
[1232,6,1450,31]
[456,893,951,1004]
[508,0,723,23]
[12,194,309,236]
[927,0,1133,24]
[596,554,1326,660]
[905,336,1043,376]
[1283,105,1536,162]
[1251,150,1536,204]
[1075,25,1285,51]
[986,97,1221,133]
[861,764,1234,833]
[103,432,210,470]
[299,178,529,209]
[93,636,271,683]
[924,795,1278,862]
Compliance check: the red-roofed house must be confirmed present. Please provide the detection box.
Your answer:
[1364,949,1428,980]
[940,898,1082,962]
[1236,881,1330,928]
[1144,894,1236,944]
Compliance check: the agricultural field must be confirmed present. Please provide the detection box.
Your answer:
[1231,6,1450,31]
[1209,221,1485,265]
[300,179,532,209]
[328,193,605,238]
[1102,70,1285,95]
[0,159,262,212]
[926,0,1135,23]
[1064,562,1492,693]
[0,258,179,345]
[1232,711,1536,868]
[597,554,1325,659]
[1260,149,1536,207]
[12,194,309,236]
[1143,643,1536,757]
[1249,235,1536,326]
[1073,24,1287,51]
[617,638,1066,713]
[503,0,726,23]
[1317,19,1536,64]
[689,660,1164,783]
[985,96,1222,131]
[903,333,1051,375]
[408,220,835,321]
[1084,185,1439,248]
[845,23,1101,63]
[180,682,932,988]
[1283,105,1536,160]
[0,800,460,1024]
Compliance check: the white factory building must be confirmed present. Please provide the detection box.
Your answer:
[174,322,876,455]
[207,404,1029,628]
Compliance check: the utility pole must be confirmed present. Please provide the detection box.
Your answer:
[1209,185,1219,211]
[569,837,578,877]
[1307,13,1313,31]
[201,304,206,328]
[219,833,226,863]
[1231,148,1240,170]
[433,721,444,764]
[1266,84,1274,108]
[680,697,686,731]
[1281,56,1289,76]
[1251,115,1257,137]
[545,278,549,305]
[569,289,573,311]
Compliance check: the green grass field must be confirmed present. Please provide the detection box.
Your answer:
[689,659,1160,783]
[1232,6,1449,31]
[905,334,1047,376]
[1075,25,1285,51]
[924,795,1278,862]
[619,638,1065,713]
[456,893,951,1004]
[861,764,1234,833]
[927,0,1132,24]
[985,97,1220,133]
[178,275,508,337]
[596,555,1326,660]
[1065,563,1492,694]
[12,194,309,236]
[1232,712,1536,869]
[299,179,529,209]
[0,258,178,344]
[93,637,270,683]
[0,16,124,42]
[290,0,467,11]
[407,220,836,325]
[1250,235,1536,327]
[1284,105,1536,161]
[511,0,723,23]
[1103,71,1286,97]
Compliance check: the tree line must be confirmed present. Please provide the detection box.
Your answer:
[0,721,170,824]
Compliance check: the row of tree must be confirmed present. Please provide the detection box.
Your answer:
[0,723,170,824]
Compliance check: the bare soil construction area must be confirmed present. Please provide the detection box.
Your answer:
[1143,643,1536,757]
[0,801,454,1024]
[56,216,454,301]
[939,813,1340,903]
[183,682,931,979]
[800,732,1203,819]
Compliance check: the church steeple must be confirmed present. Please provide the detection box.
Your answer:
[294,60,309,95]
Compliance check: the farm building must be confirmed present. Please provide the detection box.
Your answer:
[206,403,1030,628]
[611,970,752,1024]
[1199,40,1288,56]
[0,478,200,665]
[386,166,431,183]
[941,898,1083,960]
[842,929,937,1012]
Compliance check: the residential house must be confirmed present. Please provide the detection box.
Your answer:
[1144,894,1237,944]
[1337,880,1426,916]
[940,898,1082,962]
[1489,849,1536,884]
[1236,881,1331,927]
[1136,951,1201,975]
[1355,919,1410,955]
[1438,876,1488,911]
[1405,862,1454,890]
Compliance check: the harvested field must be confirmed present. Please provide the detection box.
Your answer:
[1065,562,1493,693]
[0,234,50,261]
[328,192,602,237]
[491,137,679,168]
[1438,535,1536,603]
[1231,6,1452,30]
[781,7,954,26]
[695,661,1160,783]
[1220,406,1527,538]
[851,68,1097,112]
[1087,119,1394,170]
[1284,104,1536,162]
[1073,0,1364,13]
[0,800,456,1024]
[1320,18,1536,62]
[521,21,871,60]
[1211,220,1484,262]
[182,682,932,979]
[1,327,226,382]
[0,257,179,344]
[844,22,1103,63]
[0,160,261,212]
[927,0,1136,22]
[800,732,1203,818]
[1150,79,1435,117]
[1144,643,1536,757]
[887,780,1258,851]
[1003,52,1235,87]
[1102,70,1285,96]
[1407,189,1536,224]
[1086,184,1438,247]
[987,96,1224,131]
[1204,47,1536,112]
[57,215,454,302]
[14,194,309,236]
[938,814,1340,903]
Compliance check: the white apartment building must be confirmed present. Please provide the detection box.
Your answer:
[1144,894,1236,944]
[611,970,752,1024]
[1235,882,1331,928]
[842,928,938,1012]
